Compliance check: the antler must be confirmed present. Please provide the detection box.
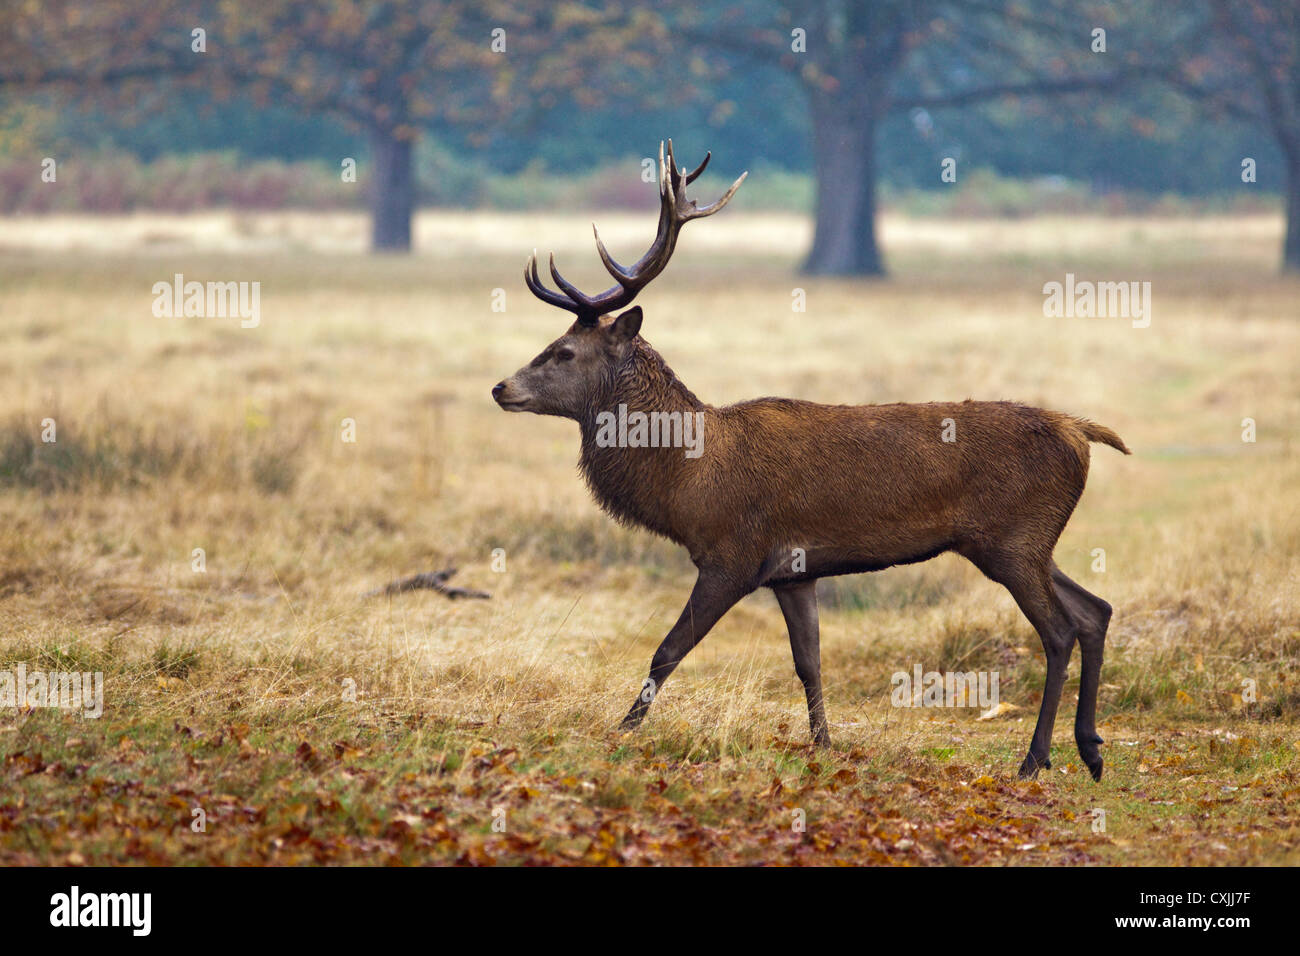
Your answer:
[524,140,747,326]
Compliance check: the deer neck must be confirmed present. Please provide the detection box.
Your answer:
[577,341,707,542]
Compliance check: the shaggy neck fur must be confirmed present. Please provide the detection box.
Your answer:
[576,339,707,543]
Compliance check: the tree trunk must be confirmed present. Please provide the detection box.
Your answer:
[1285,146,1300,273]
[803,92,883,277]
[369,127,414,252]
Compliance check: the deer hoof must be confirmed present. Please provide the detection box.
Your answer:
[1017,753,1050,779]
[1076,731,1104,779]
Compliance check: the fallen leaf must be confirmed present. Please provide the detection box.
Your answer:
[978,701,1019,721]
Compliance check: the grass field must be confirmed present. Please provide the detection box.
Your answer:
[1,210,1297,865]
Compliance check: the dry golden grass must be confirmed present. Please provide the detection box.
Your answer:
[0,210,1297,865]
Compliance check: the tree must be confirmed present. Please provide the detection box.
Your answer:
[1166,1,1300,272]
[0,0,653,252]
[673,1,1168,275]
[213,2,504,251]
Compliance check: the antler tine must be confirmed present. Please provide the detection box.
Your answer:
[547,252,590,306]
[524,251,592,317]
[683,169,749,220]
[663,140,710,190]
[665,138,685,195]
[661,140,676,208]
[523,253,551,302]
[684,151,711,184]
[593,224,632,284]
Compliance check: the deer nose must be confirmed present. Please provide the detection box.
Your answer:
[492,382,506,400]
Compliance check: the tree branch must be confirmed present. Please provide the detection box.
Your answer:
[890,67,1157,112]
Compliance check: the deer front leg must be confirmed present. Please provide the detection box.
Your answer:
[620,568,749,732]
[773,580,831,747]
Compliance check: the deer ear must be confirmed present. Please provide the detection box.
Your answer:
[611,306,642,340]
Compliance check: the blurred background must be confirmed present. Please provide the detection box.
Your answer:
[1,0,1297,270]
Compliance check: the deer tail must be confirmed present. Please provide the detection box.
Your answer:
[1079,420,1131,455]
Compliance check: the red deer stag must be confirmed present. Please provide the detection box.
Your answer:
[493,142,1129,780]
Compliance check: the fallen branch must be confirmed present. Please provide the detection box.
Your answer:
[363,568,490,600]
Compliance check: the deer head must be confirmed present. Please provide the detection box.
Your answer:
[492,141,746,420]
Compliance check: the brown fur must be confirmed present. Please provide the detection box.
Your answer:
[497,324,1128,781]
[575,338,1125,584]
[494,144,1127,780]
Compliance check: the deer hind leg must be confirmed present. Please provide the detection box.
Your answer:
[965,548,1079,779]
[1051,564,1112,781]
[773,580,831,747]
[619,568,748,733]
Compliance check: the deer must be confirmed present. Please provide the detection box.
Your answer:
[493,141,1129,781]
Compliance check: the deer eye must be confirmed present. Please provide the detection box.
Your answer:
[555,348,575,362]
